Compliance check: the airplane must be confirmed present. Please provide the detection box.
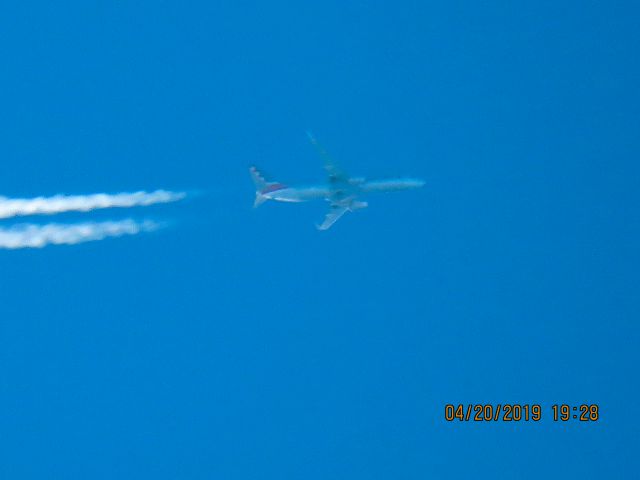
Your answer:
[250,133,425,230]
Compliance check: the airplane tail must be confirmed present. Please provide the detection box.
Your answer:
[253,193,268,208]
[249,166,274,208]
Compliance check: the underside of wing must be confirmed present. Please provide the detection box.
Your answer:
[316,204,349,231]
[306,131,349,185]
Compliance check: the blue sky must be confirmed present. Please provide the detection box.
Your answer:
[0,1,638,478]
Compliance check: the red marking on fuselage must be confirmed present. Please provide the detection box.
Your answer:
[261,183,287,194]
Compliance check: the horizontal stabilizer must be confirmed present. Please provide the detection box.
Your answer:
[254,193,268,208]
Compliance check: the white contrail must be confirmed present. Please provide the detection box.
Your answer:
[0,190,186,219]
[0,219,160,249]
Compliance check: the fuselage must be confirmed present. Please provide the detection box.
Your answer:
[251,135,424,228]
[263,178,425,203]
[263,185,330,202]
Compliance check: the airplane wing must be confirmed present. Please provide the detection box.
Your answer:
[306,131,349,185]
[316,203,349,231]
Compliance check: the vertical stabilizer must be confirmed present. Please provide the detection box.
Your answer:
[250,166,269,189]
[249,166,276,208]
